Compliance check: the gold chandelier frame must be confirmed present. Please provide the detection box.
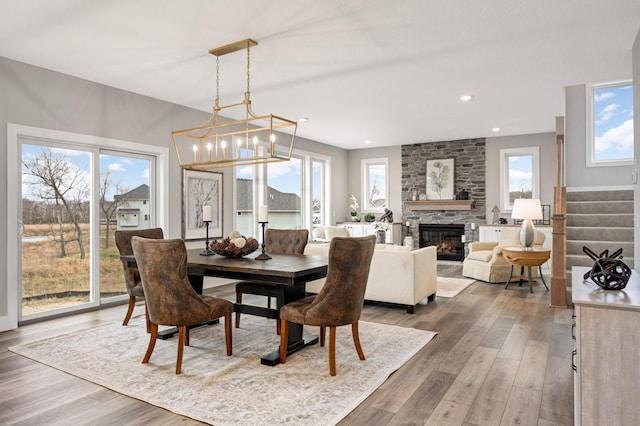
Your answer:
[172,39,298,170]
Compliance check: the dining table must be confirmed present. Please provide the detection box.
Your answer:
[122,248,328,366]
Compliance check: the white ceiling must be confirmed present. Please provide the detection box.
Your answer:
[1,1,639,150]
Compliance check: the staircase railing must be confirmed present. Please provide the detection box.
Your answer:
[551,133,567,307]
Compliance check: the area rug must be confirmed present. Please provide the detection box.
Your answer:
[435,277,476,298]
[9,315,436,426]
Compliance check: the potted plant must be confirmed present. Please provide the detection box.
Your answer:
[349,194,359,221]
[364,212,375,222]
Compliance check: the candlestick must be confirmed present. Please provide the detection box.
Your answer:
[471,222,476,230]
[200,220,215,256]
[256,221,271,260]
[258,205,268,222]
[461,235,467,243]
[203,205,212,222]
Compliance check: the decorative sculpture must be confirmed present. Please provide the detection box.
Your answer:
[582,246,631,290]
[380,208,393,223]
[491,205,500,224]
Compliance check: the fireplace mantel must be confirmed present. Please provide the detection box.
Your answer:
[406,200,476,211]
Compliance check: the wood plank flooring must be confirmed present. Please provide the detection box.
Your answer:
[0,264,574,425]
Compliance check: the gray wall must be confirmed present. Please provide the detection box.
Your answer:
[0,56,349,319]
[565,84,635,188]
[485,132,557,223]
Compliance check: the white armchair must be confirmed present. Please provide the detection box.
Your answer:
[462,228,545,283]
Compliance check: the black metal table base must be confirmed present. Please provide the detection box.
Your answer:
[156,319,220,340]
[260,335,319,366]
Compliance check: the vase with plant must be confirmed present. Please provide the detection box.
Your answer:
[372,221,389,243]
[349,194,359,221]
[364,212,375,223]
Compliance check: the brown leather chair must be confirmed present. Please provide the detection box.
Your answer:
[279,235,376,376]
[234,228,309,334]
[115,227,164,331]
[131,237,233,374]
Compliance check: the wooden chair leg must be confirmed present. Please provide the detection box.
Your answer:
[235,292,242,328]
[329,326,337,376]
[320,326,326,347]
[352,322,366,361]
[144,302,150,333]
[176,325,186,374]
[142,322,158,364]
[225,313,233,356]
[122,295,136,326]
[185,326,190,347]
[279,319,289,364]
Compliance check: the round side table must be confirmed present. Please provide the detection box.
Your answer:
[502,246,551,294]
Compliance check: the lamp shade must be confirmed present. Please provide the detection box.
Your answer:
[511,198,543,220]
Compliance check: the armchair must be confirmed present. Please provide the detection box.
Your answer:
[462,228,545,283]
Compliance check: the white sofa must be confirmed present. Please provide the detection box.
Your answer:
[304,243,437,313]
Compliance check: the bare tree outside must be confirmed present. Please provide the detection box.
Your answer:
[99,170,128,249]
[23,147,90,259]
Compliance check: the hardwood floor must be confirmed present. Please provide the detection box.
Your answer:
[0,265,574,425]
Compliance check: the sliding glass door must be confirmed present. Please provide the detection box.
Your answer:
[18,137,157,320]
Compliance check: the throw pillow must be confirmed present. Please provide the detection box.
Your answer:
[325,225,350,240]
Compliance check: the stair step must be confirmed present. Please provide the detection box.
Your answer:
[566,200,633,214]
[566,254,634,270]
[566,213,634,227]
[566,190,634,202]
[566,227,634,242]
[566,240,634,257]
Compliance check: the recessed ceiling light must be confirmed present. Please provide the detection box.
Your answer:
[297,117,308,123]
[491,127,501,132]
[364,140,372,144]
[460,94,474,102]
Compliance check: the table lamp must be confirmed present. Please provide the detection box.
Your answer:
[511,198,543,248]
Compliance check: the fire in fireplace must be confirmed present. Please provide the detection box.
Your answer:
[419,224,465,261]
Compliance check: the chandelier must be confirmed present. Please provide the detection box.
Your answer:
[172,39,298,170]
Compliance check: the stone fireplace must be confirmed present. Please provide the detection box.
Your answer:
[401,138,486,249]
[419,223,465,261]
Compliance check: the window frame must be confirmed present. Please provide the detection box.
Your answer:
[586,80,634,168]
[499,147,540,212]
[7,123,169,324]
[361,158,389,213]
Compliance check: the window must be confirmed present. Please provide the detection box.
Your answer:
[499,147,539,211]
[587,81,634,167]
[361,158,388,213]
[7,124,168,323]
[233,149,330,236]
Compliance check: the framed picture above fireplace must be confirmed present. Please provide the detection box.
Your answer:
[426,158,454,200]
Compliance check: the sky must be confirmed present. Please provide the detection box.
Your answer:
[21,144,150,201]
[594,83,634,161]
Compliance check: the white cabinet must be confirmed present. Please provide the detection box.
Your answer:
[479,225,552,272]
[340,222,401,244]
[572,267,640,426]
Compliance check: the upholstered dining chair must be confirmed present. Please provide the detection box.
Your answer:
[115,227,164,331]
[234,228,309,334]
[131,237,233,374]
[279,234,376,376]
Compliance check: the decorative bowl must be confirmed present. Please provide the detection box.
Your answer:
[210,236,259,258]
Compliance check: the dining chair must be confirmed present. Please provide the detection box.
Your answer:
[279,234,376,376]
[115,227,164,331]
[234,228,309,334]
[131,237,233,374]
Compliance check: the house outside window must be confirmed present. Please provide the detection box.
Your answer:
[587,81,634,167]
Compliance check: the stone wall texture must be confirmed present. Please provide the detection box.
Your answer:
[401,138,486,247]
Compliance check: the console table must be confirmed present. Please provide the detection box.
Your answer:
[572,266,640,425]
